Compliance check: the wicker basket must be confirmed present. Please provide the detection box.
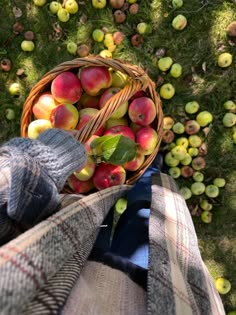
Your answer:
[21,56,163,186]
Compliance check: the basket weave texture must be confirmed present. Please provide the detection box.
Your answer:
[21,56,163,186]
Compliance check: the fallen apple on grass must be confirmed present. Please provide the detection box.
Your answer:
[157,57,173,72]
[196,111,213,127]
[172,14,187,31]
[21,40,35,52]
[205,184,219,198]
[163,116,175,130]
[160,83,175,100]
[168,166,181,179]
[215,277,231,295]
[170,63,182,78]
[57,8,70,22]
[185,101,200,114]
[179,187,192,200]
[222,112,236,127]
[201,210,212,223]
[51,71,82,104]
[191,182,206,195]
[217,52,233,68]
[49,1,62,14]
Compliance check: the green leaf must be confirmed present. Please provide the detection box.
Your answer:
[90,135,137,165]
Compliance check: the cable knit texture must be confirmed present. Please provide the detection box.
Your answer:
[0,129,86,244]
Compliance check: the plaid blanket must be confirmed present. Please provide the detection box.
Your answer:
[0,173,225,315]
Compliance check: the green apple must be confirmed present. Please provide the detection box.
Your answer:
[114,197,128,215]
[222,112,236,127]
[168,166,181,179]
[217,52,233,68]
[160,83,175,99]
[172,14,187,31]
[157,57,173,72]
[92,29,105,42]
[67,41,77,55]
[137,22,152,35]
[176,137,189,148]
[205,185,219,198]
[193,171,204,182]
[191,182,205,195]
[196,111,213,127]
[215,277,231,295]
[106,117,128,129]
[170,63,182,78]
[57,8,70,22]
[224,100,236,111]
[33,0,46,6]
[232,131,236,144]
[185,101,200,114]
[188,135,202,148]
[92,0,106,9]
[8,82,21,95]
[111,70,127,88]
[188,147,198,157]
[164,151,179,167]
[172,122,185,134]
[181,153,192,166]
[65,0,79,14]
[172,0,183,8]
[201,211,212,223]
[5,108,15,120]
[171,145,187,160]
[179,187,192,200]
[49,1,62,14]
[21,40,35,52]
[213,178,226,188]
[99,49,112,58]
[200,199,212,211]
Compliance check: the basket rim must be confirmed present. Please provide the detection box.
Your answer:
[20,56,164,186]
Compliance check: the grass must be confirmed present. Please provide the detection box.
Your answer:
[0,0,236,312]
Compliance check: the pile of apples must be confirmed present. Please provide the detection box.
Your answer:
[161,101,226,223]
[28,65,159,193]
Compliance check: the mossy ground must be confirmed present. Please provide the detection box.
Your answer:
[0,0,236,312]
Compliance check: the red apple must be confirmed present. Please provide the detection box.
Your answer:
[80,66,112,96]
[51,71,82,104]
[93,163,126,190]
[123,150,145,171]
[32,92,59,120]
[128,97,156,126]
[77,93,100,109]
[50,103,79,130]
[136,126,158,155]
[68,174,95,194]
[99,87,128,119]
[104,125,135,141]
[130,90,146,102]
[77,108,104,136]
[162,129,175,144]
[185,120,200,135]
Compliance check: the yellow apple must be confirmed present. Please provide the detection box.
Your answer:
[111,70,127,88]
[28,119,52,139]
[217,52,233,68]
[215,277,231,295]
[160,83,175,99]
[92,0,106,9]
[74,157,96,181]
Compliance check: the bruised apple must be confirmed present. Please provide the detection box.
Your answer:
[68,174,95,194]
[80,66,112,96]
[77,108,104,136]
[32,92,59,120]
[51,71,82,104]
[50,103,79,129]
[128,97,156,126]
[99,87,128,119]
[136,126,158,155]
[104,125,135,141]
[93,163,126,190]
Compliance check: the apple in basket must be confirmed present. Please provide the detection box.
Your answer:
[136,126,158,155]
[51,71,82,104]
[104,125,135,141]
[99,87,129,119]
[77,108,105,136]
[77,93,100,109]
[32,92,59,120]
[79,66,112,96]
[128,97,156,126]
[68,174,95,194]
[93,163,126,190]
[123,149,145,171]
[50,103,79,130]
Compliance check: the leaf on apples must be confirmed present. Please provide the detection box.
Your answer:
[90,135,137,165]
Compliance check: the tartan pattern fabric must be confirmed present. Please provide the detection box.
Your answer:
[0,174,225,315]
